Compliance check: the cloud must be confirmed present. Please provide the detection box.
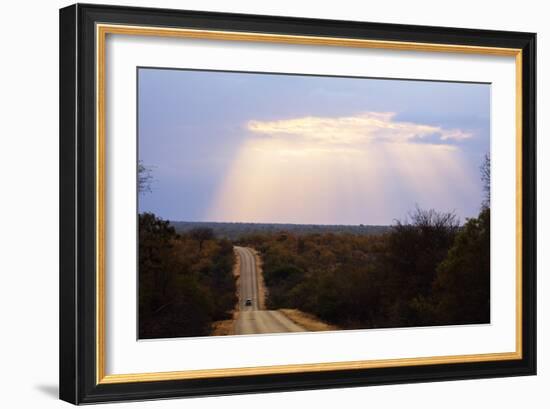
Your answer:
[247,112,472,148]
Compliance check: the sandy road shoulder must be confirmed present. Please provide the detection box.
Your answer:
[278,308,339,332]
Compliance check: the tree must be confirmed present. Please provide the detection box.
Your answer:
[189,227,215,252]
[431,208,490,324]
[263,264,305,309]
[138,160,153,194]
[480,153,490,209]
[138,213,236,339]
[388,207,459,294]
[384,206,460,326]
[425,155,491,325]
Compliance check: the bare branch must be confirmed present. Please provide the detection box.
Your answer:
[138,160,154,194]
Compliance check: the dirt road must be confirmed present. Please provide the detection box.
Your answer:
[233,246,306,335]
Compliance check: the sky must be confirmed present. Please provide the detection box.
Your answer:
[138,68,490,226]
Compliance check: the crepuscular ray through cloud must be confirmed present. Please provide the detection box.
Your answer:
[206,111,479,225]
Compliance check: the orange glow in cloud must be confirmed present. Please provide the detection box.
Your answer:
[207,112,479,225]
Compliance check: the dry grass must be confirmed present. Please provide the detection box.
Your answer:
[211,312,239,336]
[279,309,339,332]
[251,248,267,310]
[233,249,241,310]
[233,249,241,280]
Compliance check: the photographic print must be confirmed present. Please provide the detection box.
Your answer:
[137,68,491,340]
[60,7,536,402]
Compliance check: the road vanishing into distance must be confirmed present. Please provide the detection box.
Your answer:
[233,246,306,335]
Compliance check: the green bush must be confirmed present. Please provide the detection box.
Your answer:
[139,212,236,339]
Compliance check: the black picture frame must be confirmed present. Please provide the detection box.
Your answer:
[60,3,536,405]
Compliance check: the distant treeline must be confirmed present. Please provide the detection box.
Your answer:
[170,221,391,240]
[139,213,236,339]
[239,206,490,330]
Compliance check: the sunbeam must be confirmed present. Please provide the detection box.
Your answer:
[206,112,480,225]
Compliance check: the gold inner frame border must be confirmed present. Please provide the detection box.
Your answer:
[95,23,523,385]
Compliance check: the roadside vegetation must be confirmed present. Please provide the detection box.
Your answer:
[138,213,237,339]
[238,205,489,330]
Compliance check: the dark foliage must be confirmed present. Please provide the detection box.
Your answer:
[240,206,489,330]
[431,207,491,324]
[170,220,390,240]
[188,227,215,252]
[383,207,460,326]
[139,213,236,339]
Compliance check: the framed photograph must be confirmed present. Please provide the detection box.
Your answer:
[59,3,536,404]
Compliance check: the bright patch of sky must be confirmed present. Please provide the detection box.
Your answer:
[138,68,490,225]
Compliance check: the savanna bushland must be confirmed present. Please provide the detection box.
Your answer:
[238,205,489,330]
[138,213,237,338]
